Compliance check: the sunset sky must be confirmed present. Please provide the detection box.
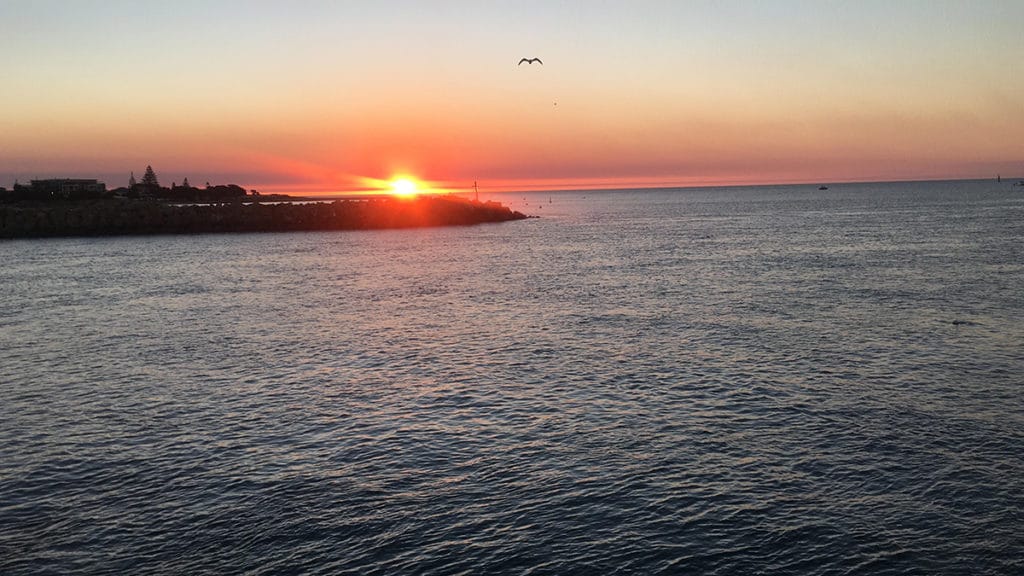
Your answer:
[2,0,1022,194]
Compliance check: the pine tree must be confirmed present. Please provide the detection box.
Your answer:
[182,177,190,188]
[141,165,159,188]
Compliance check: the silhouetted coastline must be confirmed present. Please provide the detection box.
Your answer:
[0,197,528,239]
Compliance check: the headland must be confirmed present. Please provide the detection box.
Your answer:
[0,197,528,239]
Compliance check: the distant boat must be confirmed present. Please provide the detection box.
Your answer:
[818,186,828,190]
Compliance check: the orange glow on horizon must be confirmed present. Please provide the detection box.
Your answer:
[250,167,1016,198]
[344,174,446,198]
[390,177,419,197]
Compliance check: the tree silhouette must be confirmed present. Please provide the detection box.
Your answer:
[141,165,159,188]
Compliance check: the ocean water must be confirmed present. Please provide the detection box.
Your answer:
[1,180,1022,575]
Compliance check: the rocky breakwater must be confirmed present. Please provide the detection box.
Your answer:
[0,197,529,238]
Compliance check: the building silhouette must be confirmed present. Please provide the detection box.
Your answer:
[8,179,107,201]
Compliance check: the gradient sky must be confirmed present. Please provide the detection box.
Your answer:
[2,0,1022,194]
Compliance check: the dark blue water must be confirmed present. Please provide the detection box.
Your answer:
[2,180,1022,574]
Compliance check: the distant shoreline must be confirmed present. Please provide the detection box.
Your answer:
[0,196,529,239]
[275,177,1019,198]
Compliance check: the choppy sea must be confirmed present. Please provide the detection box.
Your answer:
[2,180,1022,575]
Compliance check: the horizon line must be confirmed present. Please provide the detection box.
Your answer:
[3,174,1017,198]
[276,174,1017,198]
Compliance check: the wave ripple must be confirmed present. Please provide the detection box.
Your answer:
[2,181,1023,574]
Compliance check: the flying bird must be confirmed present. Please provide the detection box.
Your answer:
[518,57,543,65]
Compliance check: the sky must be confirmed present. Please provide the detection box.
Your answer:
[1,0,1022,194]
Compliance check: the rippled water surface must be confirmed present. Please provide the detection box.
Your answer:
[2,181,1023,575]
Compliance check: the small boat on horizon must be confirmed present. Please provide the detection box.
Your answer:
[818,185,829,190]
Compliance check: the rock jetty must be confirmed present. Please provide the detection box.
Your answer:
[0,197,528,239]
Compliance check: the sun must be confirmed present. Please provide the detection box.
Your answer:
[390,178,419,197]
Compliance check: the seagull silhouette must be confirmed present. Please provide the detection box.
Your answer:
[518,57,543,65]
